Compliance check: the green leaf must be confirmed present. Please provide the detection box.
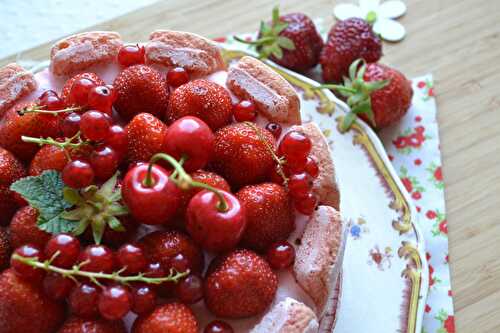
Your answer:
[277,36,295,50]
[260,21,272,36]
[365,79,390,92]
[273,22,289,34]
[10,170,76,234]
[107,216,125,232]
[349,59,363,81]
[63,187,82,205]
[272,6,280,25]
[98,172,119,198]
[107,203,129,216]
[91,218,105,245]
[73,218,90,236]
[271,45,283,59]
[340,112,357,132]
[347,92,368,107]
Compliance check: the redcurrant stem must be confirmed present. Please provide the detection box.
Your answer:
[18,105,81,116]
[12,253,189,286]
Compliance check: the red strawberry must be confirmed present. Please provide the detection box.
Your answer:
[211,123,276,188]
[0,228,10,271]
[126,113,168,164]
[320,18,382,83]
[114,65,169,120]
[0,147,26,225]
[28,145,69,176]
[9,206,51,249]
[58,316,127,333]
[236,7,323,71]
[167,79,232,130]
[132,302,198,333]
[60,72,105,106]
[0,269,65,333]
[236,183,294,252]
[204,249,278,318]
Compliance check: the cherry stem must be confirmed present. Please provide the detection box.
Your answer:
[12,253,189,286]
[22,131,89,160]
[18,105,81,116]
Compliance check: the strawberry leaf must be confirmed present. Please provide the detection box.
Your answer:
[341,112,357,132]
[277,36,295,50]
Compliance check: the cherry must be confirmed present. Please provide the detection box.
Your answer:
[44,233,81,268]
[122,163,182,225]
[164,116,215,172]
[98,285,132,320]
[69,282,99,318]
[233,100,257,122]
[167,67,189,87]
[116,243,147,275]
[61,112,81,137]
[294,192,318,215]
[131,284,157,314]
[90,146,119,180]
[69,77,97,106]
[62,160,94,188]
[88,85,116,114]
[186,190,246,253]
[78,244,115,273]
[204,320,234,333]
[11,244,45,281]
[38,90,65,110]
[105,125,128,157]
[305,156,319,178]
[80,110,110,141]
[279,130,312,160]
[43,272,74,300]
[265,122,282,139]
[175,274,203,304]
[288,172,312,199]
[266,240,295,269]
[117,44,145,67]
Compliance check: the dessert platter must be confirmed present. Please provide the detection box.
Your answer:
[0,9,427,333]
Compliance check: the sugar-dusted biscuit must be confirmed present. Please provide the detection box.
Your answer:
[0,63,37,116]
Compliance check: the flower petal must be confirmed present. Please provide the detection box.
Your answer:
[378,0,407,19]
[373,18,406,42]
[359,0,381,12]
[334,4,364,20]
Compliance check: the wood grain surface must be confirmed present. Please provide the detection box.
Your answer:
[1,1,499,332]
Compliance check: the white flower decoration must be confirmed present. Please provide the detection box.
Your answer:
[334,0,407,42]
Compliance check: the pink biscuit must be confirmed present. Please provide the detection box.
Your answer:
[226,56,301,125]
[0,63,37,117]
[145,30,225,76]
[50,31,123,76]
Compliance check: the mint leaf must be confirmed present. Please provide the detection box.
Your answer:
[10,170,77,234]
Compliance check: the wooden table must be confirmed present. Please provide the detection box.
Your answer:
[1,0,499,331]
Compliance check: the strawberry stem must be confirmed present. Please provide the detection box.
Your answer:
[18,105,81,116]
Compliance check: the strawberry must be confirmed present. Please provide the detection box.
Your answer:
[167,79,232,131]
[320,18,382,83]
[132,302,198,333]
[58,316,127,333]
[236,183,294,252]
[114,65,169,120]
[126,113,168,164]
[0,269,65,333]
[319,60,413,131]
[210,122,276,188]
[204,249,278,318]
[0,102,61,161]
[0,147,26,225]
[28,145,69,176]
[236,7,323,71]
[0,227,10,271]
[9,206,51,249]
[60,72,105,106]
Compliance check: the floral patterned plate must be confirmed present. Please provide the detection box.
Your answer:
[221,49,428,333]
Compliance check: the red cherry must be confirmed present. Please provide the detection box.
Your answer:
[44,233,81,268]
[62,160,94,188]
[186,190,246,253]
[90,146,119,180]
[38,90,65,110]
[116,243,147,275]
[98,285,132,320]
[204,320,234,333]
[279,130,312,160]
[78,244,115,273]
[175,274,203,304]
[167,67,189,87]
[105,125,128,156]
[61,112,81,137]
[69,282,99,318]
[305,156,319,178]
[122,163,182,225]
[294,192,318,215]
[11,244,45,281]
[233,100,256,122]
[88,85,116,115]
[80,110,110,141]
[69,77,97,106]
[43,272,74,300]
[266,241,295,269]
[265,122,282,139]
[164,116,215,172]
[131,284,157,314]
[288,172,312,199]
[117,44,145,67]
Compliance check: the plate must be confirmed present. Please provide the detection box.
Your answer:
[221,49,428,333]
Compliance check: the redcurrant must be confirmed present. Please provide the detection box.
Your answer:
[131,284,157,314]
[117,44,145,67]
[167,67,189,87]
[69,77,96,106]
[11,244,45,281]
[305,156,319,178]
[90,146,119,181]
[266,240,295,269]
[61,112,81,137]
[233,100,257,122]
[98,285,132,320]
[204,320,234,333]
[80,110,110,141]
[78,244,115,273]
[69,282,99,318]
[44,233,81,268]
[38,90,65,110]
[105,124,128,156]
[288,172,312,199]
[294,192,318,215]
[88,85,116,114]
[279,130,312,160]
[116,243,147,275]
[62,160,94,188]
[175,274,204,304]
[42,272,74,300]
[265,122,282,139]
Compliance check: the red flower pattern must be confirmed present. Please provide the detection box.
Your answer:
[444,315,455,333]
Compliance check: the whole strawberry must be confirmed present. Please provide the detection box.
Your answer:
[28,145,69,176]
[320,18,382,83]
[132,302,198,333]
[236,183,295,252]
[60,72,105,106]
[167,79,232,130]
[0,147,26,225]
[204,249,278,318]
[236,7,323,72]
[9,206,51,249]
[126,113,168,164]
[0,228,10,271]
[114,65,169,120]
[58,316,126,333]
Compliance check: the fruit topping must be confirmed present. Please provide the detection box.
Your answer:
[9,205,51,250]
[126,112,168,164]
[204,320,234,333]
[167,67,190,87]
[118,44,146,67]
[61,72,105,106]
[233,100,257,122]
[132,302,199,333]
[266,240,296,269]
